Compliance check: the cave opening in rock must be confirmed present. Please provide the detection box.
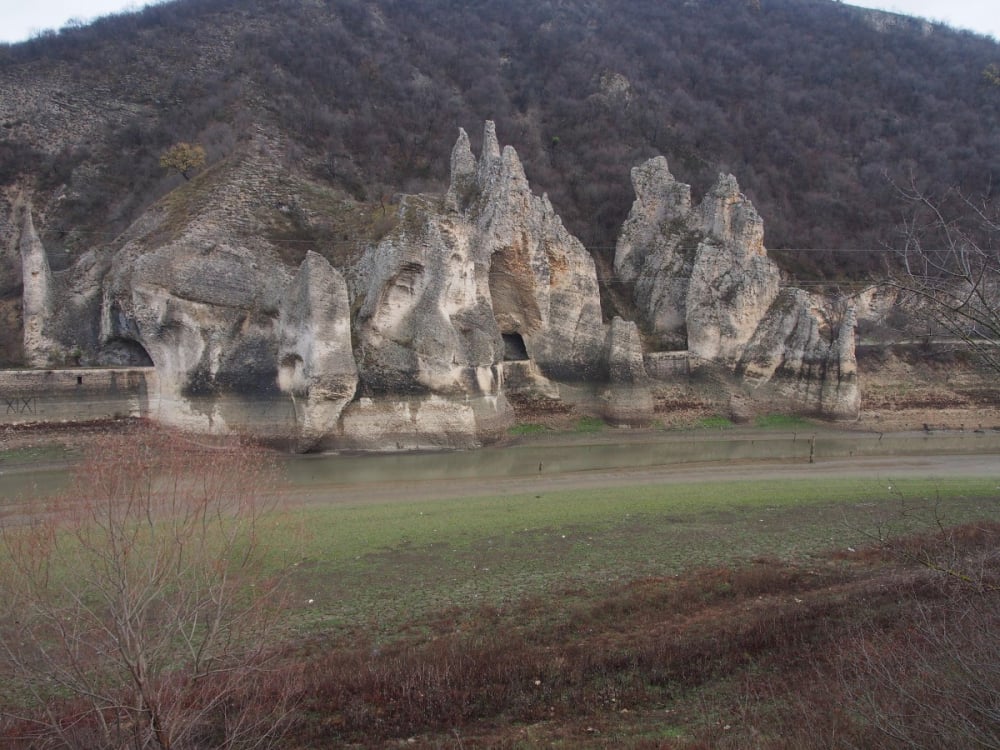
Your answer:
[101,338,154,367]
[502,332,529,362]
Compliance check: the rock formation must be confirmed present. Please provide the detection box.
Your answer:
[102,223,293,436]
[441,122,606,381]
[95,134,293,434]
[601,317,654,426]
[736,291,859,419]
[614,157,695,351]
[344,121,609,447]
[277,251,358,451]
[614,157,859,419]
[71,123,612,449]
[16,123,859,449]
[16,192,113,369]
[17,196,58,367]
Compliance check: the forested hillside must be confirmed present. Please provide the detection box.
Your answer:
[2,0,999,280]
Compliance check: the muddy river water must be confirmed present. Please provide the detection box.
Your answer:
[282,427,1000,504]
[3,427,999,510]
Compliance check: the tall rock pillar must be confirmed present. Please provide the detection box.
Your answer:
[17,197,58,367]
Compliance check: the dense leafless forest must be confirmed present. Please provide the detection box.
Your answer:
[2,0,999,278]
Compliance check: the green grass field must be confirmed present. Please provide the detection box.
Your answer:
[268,476,1000,638]
[5,440,999,747]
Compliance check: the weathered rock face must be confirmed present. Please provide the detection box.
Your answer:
[614,158,698,351]
[88,123,608,448]
[686,175,781,364]
[16,194,108,368]
[615,157,858,418]
[17,124,860,447]
[737,291,859,418]
[337,393,512,451]
[17,197,57,367]
[615,157,691,286]
[349,121,609,442]
[277,251,358,451]
[601,316,654,426]
[461,122,606,381]
[615,163,781,360]
[102,224,293,435]
[354,122,605,396]
[352,194,502,397]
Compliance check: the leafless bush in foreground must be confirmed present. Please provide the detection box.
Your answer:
[839,522,1000,749]
[0,429,295,749]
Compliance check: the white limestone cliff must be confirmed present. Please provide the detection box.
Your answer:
[349,121,609,445]
[601,316,654,426]
[102,216,293,436]
[17,197,59,367]
[277,251,358,451]
[459,121,606,380]
[18,124,862,447]
[614,158,859,418]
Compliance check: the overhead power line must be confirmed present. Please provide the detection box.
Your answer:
[35,226,893,254]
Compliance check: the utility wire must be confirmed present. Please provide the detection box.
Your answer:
[38,226,895,253]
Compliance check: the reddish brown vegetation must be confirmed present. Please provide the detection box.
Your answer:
[2,434,997,749]
[286,523,998,747]
[0,427,295,750]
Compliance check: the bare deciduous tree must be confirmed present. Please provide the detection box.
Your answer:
[0,428,295,749]
[888,181,1000,373]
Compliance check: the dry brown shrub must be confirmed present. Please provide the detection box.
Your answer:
[0,428,296,749]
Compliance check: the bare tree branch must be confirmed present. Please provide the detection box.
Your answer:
[0,428,297,749]
[886,179,1000,373]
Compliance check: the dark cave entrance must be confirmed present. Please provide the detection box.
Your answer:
[101,338,154,367]
[502,332,529,362]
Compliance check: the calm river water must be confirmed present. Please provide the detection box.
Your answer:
[3,428,999,509]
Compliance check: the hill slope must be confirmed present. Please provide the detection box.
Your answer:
[1,0,998,284]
